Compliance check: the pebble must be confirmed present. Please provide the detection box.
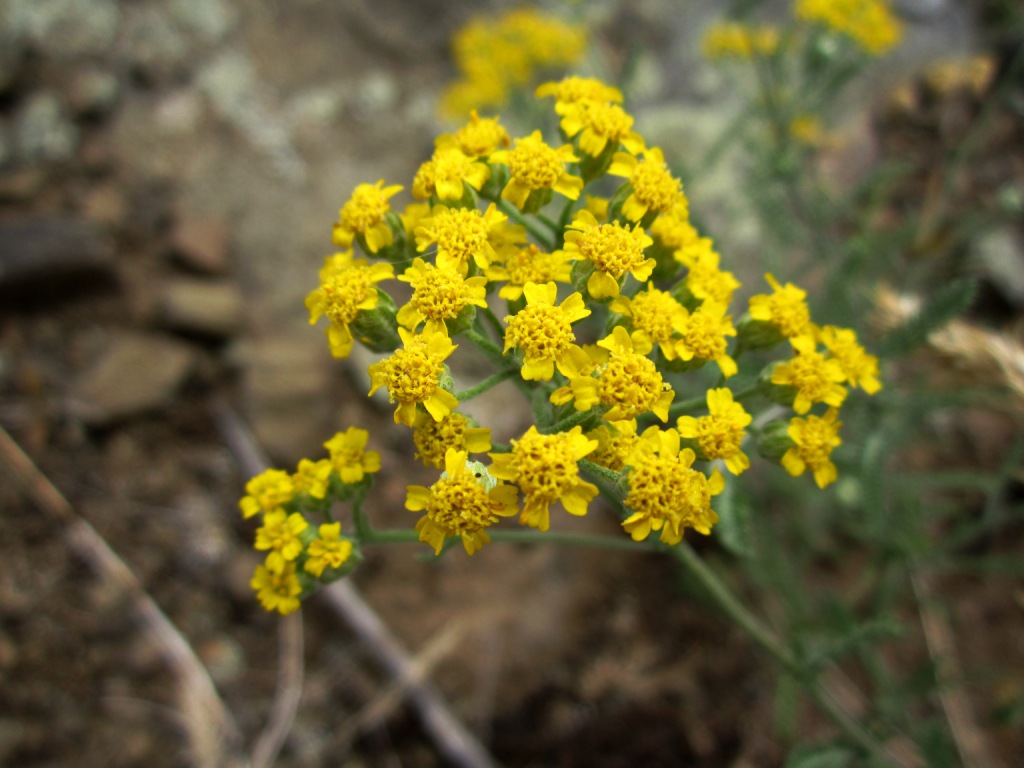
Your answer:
[12,92,79,164]
[65,331,197,426]
[0,214,115,289]
[972,227,1024,309]
[156,277,244,337]
[170,210,231,274]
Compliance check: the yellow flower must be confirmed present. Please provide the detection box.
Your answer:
[676,388,752,475]
[586,421,639,472]
[413,410,492,469]
[676,301,739,378]
[449,110,510,157]
[782,408,843,488]
[368,328,459,426]
[304,522,354,578]
[609,283,688,360]
[406,448,518,555]
[622,427,724,545]
[536,75,623,114]
[503,282,591,381]
[607,147,685,222]
[562,209,656,299]
[332,180,402,254]
[324,427,382,484]
[651,201,696,250]
[560,100,645,158]
[558,326,674,424]
[748,273,813,339]
[489,130,583,211]
[255,510,309,574]
[488,426,598,531]
[414,204,507,271]
[292,458,333,500]
[397,258,488,336]
[772,334,848,414]
[239,468,295,519]
[251,561,302,615]
[795,0,902,55]
[675,238,742,306]
[702,22,780,59]
[819,325,882,394]
[412,143,491,202]
[485,244,574,301]
[305,251,395,359]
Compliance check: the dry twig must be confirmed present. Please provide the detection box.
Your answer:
[0,424,242,768]
[251,612,304,768]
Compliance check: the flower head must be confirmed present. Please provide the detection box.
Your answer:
[239,469,295,519]
[772,334,848,414]
[586,421,639,472]
[305,252,395,358]
[406,449,518,555]
[413,411,492,469]
[448,110,510,157]
[795,0,902,55]
[676,301,739,377]
[609,283,688,360]
[412,143,491,202]
[608,147,684,222]
[536,75,623,114]
[332,180,402,253]
[675,238,742,306]
[415,204,507,271]
[488,426,598,531]
[490,130,583,210]
[292,458,333,500]
[782,408,843,488]
[562,209,655,299]
[368,328,459,426]
[559,326,674,424]
[622,428,724,545]
[748,273,813,339]
[397,257,488,336]
[702,22,780,59]
[304,522,355,577]
[251,561,302,615]
[651,202,696,250]
[819,325,882,394]
[560,100,645,158]
[676,388,752,475]
[485,244,574,301]
[503,282,591,381]
[324,427,382,484]
[255,510,309,574]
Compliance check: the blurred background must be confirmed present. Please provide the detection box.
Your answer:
[1,0,1022,765]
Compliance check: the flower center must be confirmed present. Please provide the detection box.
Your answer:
[321,270,375,326]
[693,414,744,459]
[429,208,491,267]
[627,455,711,524]
[341,184,390,232]
[428,476,501,533]
[583,102,634,142]
[410,265,467,320]
[576,223,647,278]
[508,140,562,189]
[630,157,681,213]
[380,341,443,403]
[598,354,666,420]
[768,290,811,337]
[630,290,679,344]
[505,303,575,359]
[682,312,729,360]
[512,431,581,501]
[414,413,470,468]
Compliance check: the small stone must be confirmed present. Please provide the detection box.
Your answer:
[66,67,121,117]
[972,227,1024,308]
[171,211,230,274]
[156,277,244,337]
[0,214,115,289]
[65,331,197,425]
[12,92,79,164]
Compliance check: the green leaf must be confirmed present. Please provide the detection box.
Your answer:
[784,743,856,768]
[713,477,752,558]
[878,278,978,358]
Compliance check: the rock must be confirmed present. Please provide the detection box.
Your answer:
[972,227,1024,309]
[170,211,230,274]
[12,92,79,164]
[65,331,197,425]
[156,277,244,337]
[239,333,333,462]
[0,214,115,289]
[66,67,121,117]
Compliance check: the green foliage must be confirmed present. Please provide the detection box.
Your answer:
[877,278,979,358]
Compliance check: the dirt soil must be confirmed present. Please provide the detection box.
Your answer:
[1,1,1022,767]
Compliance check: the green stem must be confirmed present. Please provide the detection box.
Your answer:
[361,525,656,552]
[453,368,519,402]
[541,405,605,434]
[464,328,506,363]
[669,543,900,764]
[493,199,555,250]
[351,497,372,542]
[578,459,624,489]
[481,306,506,342]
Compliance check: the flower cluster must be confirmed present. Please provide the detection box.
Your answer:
[241,74,881,614]
[795,0,902,55]
[240,428,380,614]
[440,8,587,119]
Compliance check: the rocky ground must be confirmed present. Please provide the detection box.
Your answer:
[1,0,1022,766]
